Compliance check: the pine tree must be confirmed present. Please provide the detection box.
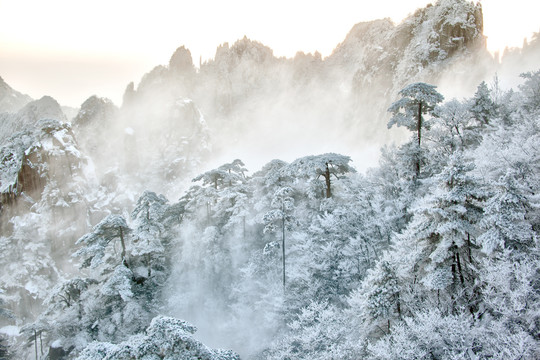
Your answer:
[75,214,132,269]
[388,82,444,176]
[130,191,168,278]
[286,153,355,199]
[470,81,497,126]
[76,316,240,360]
[477,171,535,255]
[263,187,295,288]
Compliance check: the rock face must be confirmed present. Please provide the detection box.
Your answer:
[72,95,117,129]
[329,0,486,94]
[0,96,71,212]
[169,46,196,75]
[0,120,86,212]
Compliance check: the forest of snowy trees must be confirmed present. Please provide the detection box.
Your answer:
[1,70,538,359]
[1,0,540,358]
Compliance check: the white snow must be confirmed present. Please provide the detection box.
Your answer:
[0,325,20,336]
[51,339,63,348]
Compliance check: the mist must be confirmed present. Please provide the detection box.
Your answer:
[65,3,538,356]
[1,0,540,358]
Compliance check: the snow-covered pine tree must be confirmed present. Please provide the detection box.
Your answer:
[130,191,168,279]
[76,316,240,360]
[388,82,444,176]
[75,214,131,270]
[285,153,355,200]
[263,186,296,288]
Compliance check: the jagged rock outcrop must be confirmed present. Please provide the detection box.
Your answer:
[330,0,487,98]
[0,96,66,144]
[0,96,70,215]
[497,29,540,83]
[73,95,117,129]
[72,95,118,168]
[118,0,491,157]
[169,46,196,77]
[0,118,93,266]
[0,120,86,210]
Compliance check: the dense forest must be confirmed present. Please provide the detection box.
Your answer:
[1,0,540,359]
[2,71,539,359]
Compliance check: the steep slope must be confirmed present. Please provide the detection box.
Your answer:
[0,96,69,213]
[0,76,32,113]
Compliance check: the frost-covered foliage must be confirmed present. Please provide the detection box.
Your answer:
[76,316,239,360]
[387,82,444,134]
[0,96,66,144]
[5,72,540,358]
[1,1,540,358]
[256,75,539,359]
[75,214,131,269]
[388,82,444,176]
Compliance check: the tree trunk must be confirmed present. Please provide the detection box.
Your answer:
[417,102,423,146]
[397,293,402,319]
[34,330,38,360]
[456,251,465,287]
[119,228,128,268]
[243,216,246,240]
[147,253,152,278]
[416,102,423,177]
[466,233,473,264]
[324,162,332,198]
[282,213,286,289]
[451,258,457,314]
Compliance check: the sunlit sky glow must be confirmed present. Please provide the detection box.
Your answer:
[1,0,539,107]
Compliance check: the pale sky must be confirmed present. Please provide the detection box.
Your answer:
[1,0,539,107]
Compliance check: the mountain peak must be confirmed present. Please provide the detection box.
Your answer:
[169,46,195,73]
[0,76,33,113]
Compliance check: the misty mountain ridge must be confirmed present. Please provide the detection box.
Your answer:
[0,76,32,114]
[1,0,540,359]
[0,0,504,214]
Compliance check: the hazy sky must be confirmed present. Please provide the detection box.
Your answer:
[1,0,539,107]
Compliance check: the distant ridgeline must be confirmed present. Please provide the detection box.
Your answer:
[1,0,540,359]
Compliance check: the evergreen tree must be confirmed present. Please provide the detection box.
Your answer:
[263,187,296,288]
[192,159,247,190]
[349,257,401,334]
[519,69,540,113]
[75,214,132,270]
[286,153,355,199]
[470,81,497,126]
[477,171,535,255]
[388,82,444,176]
[76,316,240,360]
[130,191,168,279]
